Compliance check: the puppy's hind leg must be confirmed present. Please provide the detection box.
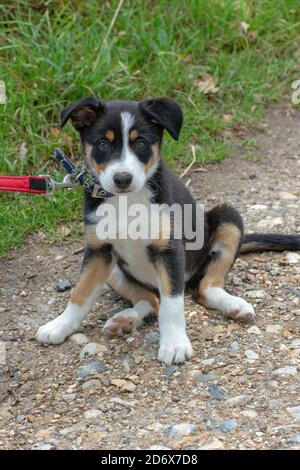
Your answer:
[199,207,255,321]
[36,247,113,344]
[102,265,160,336]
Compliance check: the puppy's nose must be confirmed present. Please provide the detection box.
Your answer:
[113,172,133,190]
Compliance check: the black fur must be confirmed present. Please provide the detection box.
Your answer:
[241,233,300,253]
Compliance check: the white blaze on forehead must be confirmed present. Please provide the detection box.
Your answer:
[119,111,143,175]
[121,111,135,144]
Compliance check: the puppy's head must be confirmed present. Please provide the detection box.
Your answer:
[61,97,183,194]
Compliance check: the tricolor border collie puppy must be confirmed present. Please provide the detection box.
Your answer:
[36,97,300,365]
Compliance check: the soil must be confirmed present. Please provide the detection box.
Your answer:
[0,102,299,450]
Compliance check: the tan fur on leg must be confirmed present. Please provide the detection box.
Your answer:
[198,223,254,321]
[199,223,241,302]
[71,256,113,306]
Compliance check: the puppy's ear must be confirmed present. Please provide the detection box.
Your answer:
[140,97,183,140]
[61,97,104,129]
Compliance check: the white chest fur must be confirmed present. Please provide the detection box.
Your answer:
[88,188,159,287]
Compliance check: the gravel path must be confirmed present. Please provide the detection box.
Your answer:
[0,103,299,450]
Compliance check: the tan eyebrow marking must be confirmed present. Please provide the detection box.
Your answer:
[105,129,115,142]
[85,142,108,174]
[129,129,139,141]
[144,143,159,174]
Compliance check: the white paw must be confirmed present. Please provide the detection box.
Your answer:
[102,308,141,336]
[157,329,193,365]
[36,315,79,344]
[224,296,255,321]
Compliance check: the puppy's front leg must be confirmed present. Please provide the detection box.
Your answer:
[36,247,113,344]
[154,247,193,365]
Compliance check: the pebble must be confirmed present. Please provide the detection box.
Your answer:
[231,275,242,286]
[62,394,76,402]
[273,366,297,377]
[196,372,216,384]
[279,191,297,200]
[225,395,248,407]
[283,288,300,297]
[56,280,72,292]
[199,438,224,450]
[122,381,136,392]
[111,379,126,388]
[240,410,257,419]
[230,341,240,352]
[250,204,268,211]
[77,362,106,379]
[16,415,26,423]
[245,350,259,362]
[0,307,7,314]
[70,333,89,345]
[247,326,262,335]
[31,443,54,450]
[126,336,135,344]
[84,409,102,420]
[207,384,226,400]
[201,357,216,366]
[287,406,300,420]
[0,410,12,420]
[220,419,237,433]
[286,252,300,265]
[257,217,283,229]
[265,325,282,334]
[54,254,65,261]
[35,427,56,439]
[79,342,107,359]
[288,433,300,443]
[246,290,266,299]
[164,365,177,377]
[291,340,300,349]
[66,384,77,393]
[111,379,136,392]
[166,422,197,437]
[144,332,160,344]
[82,379,101,391]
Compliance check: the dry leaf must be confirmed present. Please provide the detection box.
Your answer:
[60,226,72,237]
[27,414,36,423]
[19,142,28,160]
[248,31,257,41]
[195,74,219,95]
[49,128,73,145]
[183,54,193,63]
[223,112,234,122]
[240,22,250,34]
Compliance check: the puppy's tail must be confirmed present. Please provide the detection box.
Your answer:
[240,233,300,254]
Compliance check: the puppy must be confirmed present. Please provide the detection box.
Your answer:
[36,97,300,365]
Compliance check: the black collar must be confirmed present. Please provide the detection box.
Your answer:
[53,148,113,199]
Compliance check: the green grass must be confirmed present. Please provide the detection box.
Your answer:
[1,0,300,255]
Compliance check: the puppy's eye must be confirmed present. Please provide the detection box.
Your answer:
[135,139,146,151]
[97,139,109,151]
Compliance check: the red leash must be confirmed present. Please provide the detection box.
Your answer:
[0,149,110,198]
[0,176,48,194]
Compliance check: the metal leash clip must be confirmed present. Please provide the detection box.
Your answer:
[40,173,74,196]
